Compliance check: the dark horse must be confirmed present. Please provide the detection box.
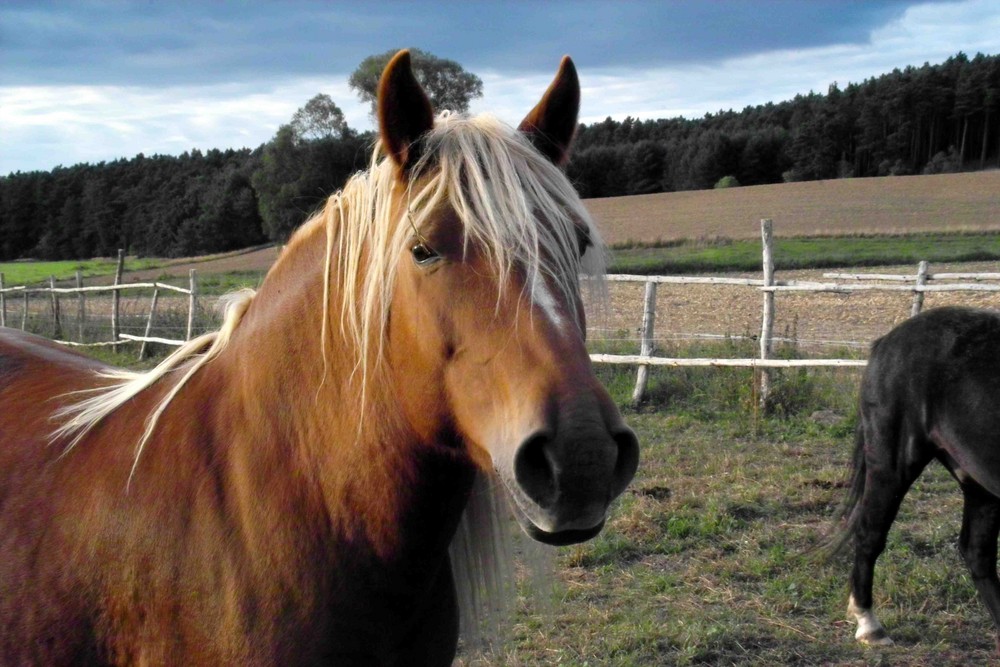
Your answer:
[840,305,1000,650]
[0,51,638,665]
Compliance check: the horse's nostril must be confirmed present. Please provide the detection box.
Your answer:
[611,427,640,498]
[513,431,558,508]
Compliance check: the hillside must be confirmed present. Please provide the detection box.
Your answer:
[585,170,1000,246]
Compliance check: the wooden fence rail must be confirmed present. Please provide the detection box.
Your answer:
[0,251,198,359]
[600,219,1000,406]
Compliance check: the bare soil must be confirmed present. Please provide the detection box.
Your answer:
[584,171,1000,245]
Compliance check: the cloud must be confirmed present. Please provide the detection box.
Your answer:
[0,0,915,87]
[1,0,998,174]
[561,0,1000,123]
[0,79,371,172]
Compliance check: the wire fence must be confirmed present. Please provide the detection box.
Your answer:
[0,251,207,360]
[587,219,1000,405]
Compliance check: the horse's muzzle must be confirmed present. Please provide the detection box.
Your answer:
[508,425,639,545]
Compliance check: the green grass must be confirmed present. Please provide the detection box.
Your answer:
[0,257,163,285]
[609,232,1000,274]
[459,356,993,665]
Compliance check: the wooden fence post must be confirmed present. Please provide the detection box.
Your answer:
[759,219,775,411]
[186,269,197,340]
[0,273,6,328]
[76,270,85,342]
[911,260,929,317]
[49,276,62,339]
[632,280,658,405]
[111,249,124,349]
[138,287,160,360]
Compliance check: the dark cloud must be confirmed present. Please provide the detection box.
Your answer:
[1,0,919,87]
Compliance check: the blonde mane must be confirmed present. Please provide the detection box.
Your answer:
[51,290,256,485]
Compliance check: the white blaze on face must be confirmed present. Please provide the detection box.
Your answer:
[530,277,565,331]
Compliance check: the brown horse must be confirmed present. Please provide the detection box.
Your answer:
[0,51,638,666]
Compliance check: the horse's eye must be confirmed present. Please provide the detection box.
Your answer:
[410,242,441,266]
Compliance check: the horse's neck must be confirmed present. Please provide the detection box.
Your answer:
[207,227,476,564]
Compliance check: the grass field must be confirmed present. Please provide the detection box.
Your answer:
[0,257,164,286]
[4,230,999,292]
[461,359,994,666]
[608,231,1000,275]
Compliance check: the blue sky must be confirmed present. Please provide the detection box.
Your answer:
[2,0,999,174]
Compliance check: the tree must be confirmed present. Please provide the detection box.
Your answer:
[625,141,667,195]
[714,175,740,189]
[348,48,483,115]
[289,94,349,142]
[251,125,370,241]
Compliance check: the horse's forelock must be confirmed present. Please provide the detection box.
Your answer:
[413,114,604,317]
[320,112,604,392]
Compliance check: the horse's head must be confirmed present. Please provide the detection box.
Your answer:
[378,51,638,546]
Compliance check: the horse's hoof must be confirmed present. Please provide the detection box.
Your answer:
[857,629,894,646]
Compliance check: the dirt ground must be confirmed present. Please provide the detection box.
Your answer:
[585,171,1000,245]
[121,245,283,283]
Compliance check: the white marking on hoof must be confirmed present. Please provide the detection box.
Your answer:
[857,629,894,646]
[848,594,894,646]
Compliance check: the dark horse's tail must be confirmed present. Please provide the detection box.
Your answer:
[824,418,867,557]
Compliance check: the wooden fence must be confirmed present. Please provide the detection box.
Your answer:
[596,219,1000,405]
[5,233,999,405]
[0,250,199,360]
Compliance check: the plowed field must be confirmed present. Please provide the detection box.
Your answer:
[585,170,1000,245]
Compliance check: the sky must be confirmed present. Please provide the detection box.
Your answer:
[2,0,1000,175]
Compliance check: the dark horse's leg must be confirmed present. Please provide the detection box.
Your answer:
[848,415,933,645]
[958,483,1000,654]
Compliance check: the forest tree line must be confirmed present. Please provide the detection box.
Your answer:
[1,51,998,262]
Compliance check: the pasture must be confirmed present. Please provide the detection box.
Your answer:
[464,360,994,665]
[611,231,1000,275]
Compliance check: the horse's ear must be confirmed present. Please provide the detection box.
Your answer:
[378,50,435,176]
[518,56,580,166]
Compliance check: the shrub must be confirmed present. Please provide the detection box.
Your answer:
[714,175,740,189]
